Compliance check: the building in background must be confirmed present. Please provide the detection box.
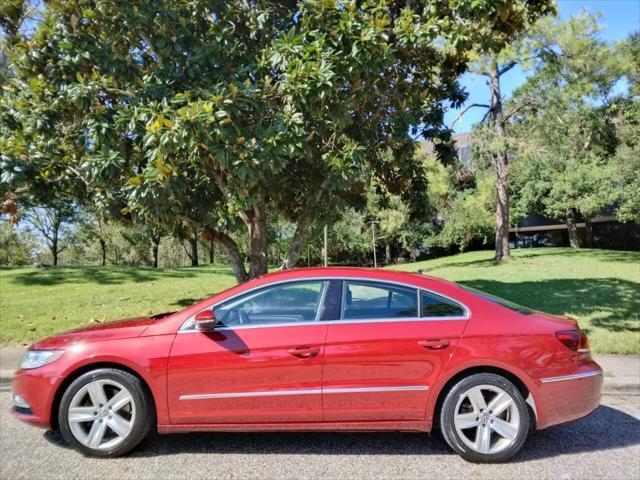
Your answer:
[422,134,640,251]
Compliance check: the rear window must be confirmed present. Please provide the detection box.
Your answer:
[421,291,466,317]
[461,286,534,314]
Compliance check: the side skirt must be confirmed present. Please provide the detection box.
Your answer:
[158,420,431,434]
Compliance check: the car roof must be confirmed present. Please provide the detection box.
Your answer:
[256,266,452,287]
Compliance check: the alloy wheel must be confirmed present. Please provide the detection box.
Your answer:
[453,384,520,455]
[67,379,136,450]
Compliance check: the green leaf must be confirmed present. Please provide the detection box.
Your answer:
[128,176,142,186]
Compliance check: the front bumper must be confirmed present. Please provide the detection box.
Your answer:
[11,367,61,428]
[535,364,603,429]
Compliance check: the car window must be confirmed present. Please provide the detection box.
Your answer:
[421,291,466,317]
[342,281,418,320]
[214,281,327,327]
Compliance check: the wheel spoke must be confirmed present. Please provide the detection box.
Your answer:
[86,419,108,448]
[487,392,513,416]
[106,412,132,438]
[467,386,487,413]
[68,407,96,423]
[475,424,492,453]
[454,412,480,429]
[491,418,518,441]
[106,389,132,413]
[87,381,108,407]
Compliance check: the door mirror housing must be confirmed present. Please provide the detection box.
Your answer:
[194,309,217,332]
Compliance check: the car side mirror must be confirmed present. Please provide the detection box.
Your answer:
[194,309,217,332]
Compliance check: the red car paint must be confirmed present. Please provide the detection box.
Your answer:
[11,267,602,434]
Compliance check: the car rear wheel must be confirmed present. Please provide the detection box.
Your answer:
[439,373,530,463]
[58,368,153,457]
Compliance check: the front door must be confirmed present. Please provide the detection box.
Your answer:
[167,280,329,424]
[322,280,468,422]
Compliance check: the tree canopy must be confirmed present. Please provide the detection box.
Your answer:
[507,13,633,247]
[2,0,555,280]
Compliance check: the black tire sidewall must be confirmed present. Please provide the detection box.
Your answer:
[440,373,530,463]
[58,368,153,457]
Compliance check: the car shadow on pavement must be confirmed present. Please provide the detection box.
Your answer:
[43,405,639,460]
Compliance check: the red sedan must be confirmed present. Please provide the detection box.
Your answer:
[11,267,602,462]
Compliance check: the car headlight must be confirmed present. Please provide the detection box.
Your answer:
[20,349,64,370]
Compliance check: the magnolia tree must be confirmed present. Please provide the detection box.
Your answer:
[1,0,553,282]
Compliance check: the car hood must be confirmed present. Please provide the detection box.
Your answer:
[31,316,156,350]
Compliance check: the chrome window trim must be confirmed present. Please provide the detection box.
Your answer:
[177,316,470,333]
[179,385,428,400]
[539,369,603,384]
[339,279,420,321]
[179,276,471,332]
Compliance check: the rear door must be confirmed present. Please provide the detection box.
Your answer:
[322,280,468,422]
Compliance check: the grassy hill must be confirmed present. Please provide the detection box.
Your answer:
[389,248,639,354]
[1,248,638,353]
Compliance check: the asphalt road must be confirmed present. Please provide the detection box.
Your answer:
[1,385,638,480]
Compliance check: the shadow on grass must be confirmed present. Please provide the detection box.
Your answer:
[422,248,640,271]
[9,265,234,287]
[459,278,640,333]
[172,297,205,307]
[43,405,639,461]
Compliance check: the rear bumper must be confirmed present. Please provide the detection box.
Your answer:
[535,365,603,429]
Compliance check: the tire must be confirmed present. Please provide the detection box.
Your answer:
[58,368,154,457]
[439,373,530,463]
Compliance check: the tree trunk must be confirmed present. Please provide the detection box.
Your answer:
[189,233,199,267]
[490,62,511,262]
[51,238,58,266]
[584,217,594,248]
[281,178,330,269]
[282,214,313,269]
[209,237,215,264]
[248,200,268,278]
[151,236,161,268]
[385,242,391,264]
[211,230,249,283]
[566,210,580,248]
[99,238,106,267]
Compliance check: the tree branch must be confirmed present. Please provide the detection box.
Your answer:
[104,87,133,98]
[449,103,491,129]
[499,61,518,76]
[504,103,529,121]
[210,164,252,226]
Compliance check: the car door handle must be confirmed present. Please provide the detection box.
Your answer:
[287,346,321,359]
[418,339,450,350]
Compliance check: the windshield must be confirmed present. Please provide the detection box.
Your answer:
[461,286,535,314]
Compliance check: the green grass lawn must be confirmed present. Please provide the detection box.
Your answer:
[1,247,638,353]
[0,264,237,345]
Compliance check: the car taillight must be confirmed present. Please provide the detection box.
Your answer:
[555,330,590,352]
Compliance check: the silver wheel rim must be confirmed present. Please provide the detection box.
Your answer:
[67,379,136,450]
[454,384,520,455]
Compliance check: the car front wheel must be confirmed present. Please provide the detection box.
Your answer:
[439,373,530,463]
[58,368,153,457]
